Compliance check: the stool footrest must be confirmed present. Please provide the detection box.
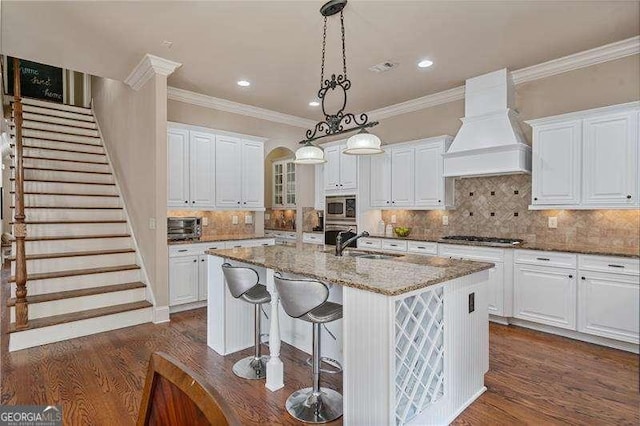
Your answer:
[305,356,343,374]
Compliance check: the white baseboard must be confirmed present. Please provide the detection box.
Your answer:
[489,315,510,325]
[509,318,639,354]
[169,301,207,314]
[153,306,170,323]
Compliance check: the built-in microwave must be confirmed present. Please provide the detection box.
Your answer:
[326,196,356,221]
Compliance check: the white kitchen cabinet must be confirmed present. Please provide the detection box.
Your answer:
[198,254,209,300]
[302,232,324,245]
[169,255,200,306]
[215,136,264,209]
[531,120,582,206]
[390,147,415,207]
[324,143,357,193]
[273,159,296,208]
[369,151,391,208]
[167,128,190,207]
[168,128,215,208]
[527,102,640,209]
[513,263,577,330]
[314,164,325,210]
[414,140,453,208]
[582,111,638,206]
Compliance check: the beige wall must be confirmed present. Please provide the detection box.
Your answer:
[92,75,169,308]
[374,55,640,145]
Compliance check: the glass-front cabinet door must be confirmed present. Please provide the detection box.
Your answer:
[273,159,296,208]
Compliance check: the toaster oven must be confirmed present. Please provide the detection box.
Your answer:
[168,217,202,241]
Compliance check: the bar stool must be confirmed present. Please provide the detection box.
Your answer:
[274,275,343,424]
[222,263,271,380]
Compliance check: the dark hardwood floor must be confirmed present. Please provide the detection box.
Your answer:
[1,306,638,425]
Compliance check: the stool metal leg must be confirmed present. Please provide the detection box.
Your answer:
[285,323,343,423]
[232,303,268,380]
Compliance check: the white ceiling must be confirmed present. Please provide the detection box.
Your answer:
[2,1,639,120]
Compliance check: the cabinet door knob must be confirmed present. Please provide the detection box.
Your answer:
[568,275,573,278]
[534,197,538,201]
[193,259,197,263]
[438,200,441,203]
[192,201,195,203]
[627,195,632,199]
[237,201,240,204]
[184,200,188,203]
[243,202,247,204]
[201,259,205,262]
[581,276,586,280]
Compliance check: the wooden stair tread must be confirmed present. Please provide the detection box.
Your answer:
[13,136,103,148]
[11,166,112,175]
[9,233,130,242]
[13,97,94,115]
[10,220,126,225]
[14,117,98,131]
[13,144,105,155]
[11,154,108,165]
[7,248,134,261]
[11,206,122,209]
[8,300,152,332]
[11,191,119,197]
[7,282,145,306]
[9,264,140,283]
[10,178,115,186]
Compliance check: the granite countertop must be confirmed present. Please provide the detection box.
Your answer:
[168,234,268,245]
[367,234,639,259]
[207,243,494,296]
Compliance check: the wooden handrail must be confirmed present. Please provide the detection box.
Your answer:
[12,57,28,329]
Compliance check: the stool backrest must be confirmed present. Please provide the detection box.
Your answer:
[222,263,259,298]
[274,276,329,318]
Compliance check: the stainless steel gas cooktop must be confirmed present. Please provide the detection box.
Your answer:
[440,235,524,247]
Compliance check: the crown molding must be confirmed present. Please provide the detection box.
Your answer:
[125,54,182,91]
[368,36,640,121]
[167,86,316,129]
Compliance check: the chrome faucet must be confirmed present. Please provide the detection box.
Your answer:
[335,230,370,256]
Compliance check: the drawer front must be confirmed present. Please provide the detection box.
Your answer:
[303,233,324,244]
[515,249,577,268]
[578,254,639,275]
[438,244,505,262]
[407,241,438,255]
[381,239,408,252]
[283,232,298,240]
[358,238,382,250]
[169,245,202,257]
[224,239,274,249]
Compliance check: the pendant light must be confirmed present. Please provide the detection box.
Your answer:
[294,0,382,164]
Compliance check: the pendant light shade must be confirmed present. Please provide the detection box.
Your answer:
[294,142,326,164]
[343,129,384,155]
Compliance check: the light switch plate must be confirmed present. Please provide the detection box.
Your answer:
[265,213,271,220]
[148,217,156,230]
[245,215,253,224]
[442,215,449,226]
[391,215,397,224]
[232,215,239,225]
[202,217,209,226]
[548,217,558,228]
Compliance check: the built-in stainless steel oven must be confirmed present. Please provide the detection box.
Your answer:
[168,217,202,241]
[325,196,356,221]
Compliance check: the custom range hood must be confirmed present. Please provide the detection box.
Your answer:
[443,69,531,178]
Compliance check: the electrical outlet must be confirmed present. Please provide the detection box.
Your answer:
[202,217,209,226]
[232,215,239,225]
[245,215,253,224]
[148,217,156,230]
[468,292,475,313]
[548,216,558,229]
[442,215,449,226]
[265,213,271,220]
[391,215,397,224]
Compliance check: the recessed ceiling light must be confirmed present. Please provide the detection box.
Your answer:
[309,101,320,107]
[237,80,251,87]
[418,59,433,68]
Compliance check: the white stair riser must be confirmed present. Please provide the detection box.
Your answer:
[14,181,117,196]
[10,288,146,322]
[11,269,142,297]
[14,236,132,255]
[22,158,110,173]
[9,307,152,352]
[16,222,128,237]
[16,208,124,221]
[16,129,101,145]
[18,169,114,184]
[23,147,106,163]
[22,104,95,122]
[12,252,136,275]
[19,194,121,208]
[19,98,94,115]
[20,112,97,129]
[21,138,105,154]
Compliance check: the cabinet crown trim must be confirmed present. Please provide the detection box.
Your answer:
[168,121,268,143]
[525,101,640,127]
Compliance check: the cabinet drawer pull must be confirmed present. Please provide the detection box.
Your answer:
[417,246,426,249]
[209,247,220,250]
[608,264,625,268]
[568,275,573,278]
[390,244,398,247]
[262,243,269,246]
[536,257,550,261]
[234,245,242,248]
[627,195,632,199]
[178,249,188,252]
[201,259,205,262]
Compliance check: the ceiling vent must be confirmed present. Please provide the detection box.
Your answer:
[369,61,399,73]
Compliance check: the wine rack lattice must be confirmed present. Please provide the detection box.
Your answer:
[394,287,444,425]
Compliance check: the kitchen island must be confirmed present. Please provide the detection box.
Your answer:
[207,243,493,425]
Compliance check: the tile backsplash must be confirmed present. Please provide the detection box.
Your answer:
[382,174,640,248]
[302,207,323,232]
[168,210,255,237]
[264,208,296,230]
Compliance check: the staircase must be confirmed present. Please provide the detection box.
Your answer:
[7,97,153,351]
